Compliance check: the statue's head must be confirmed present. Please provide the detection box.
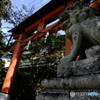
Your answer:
[59,1,100,31]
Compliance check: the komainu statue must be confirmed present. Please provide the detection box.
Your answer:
[59,1,100,62]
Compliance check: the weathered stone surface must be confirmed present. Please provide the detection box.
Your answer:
[41,74,100,90]
[57,56,100,77]
[36,90,100,100]
[36,90,69,100]
[85,45,100,58]
[59,0,100,62]
[0,92,11,100]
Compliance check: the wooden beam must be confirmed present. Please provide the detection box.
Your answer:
[25,19,41,34]
[37,20,45,31]
[31,22,59,43]
[65,38,72,56]
[43,5,66,23]
[1,33,26,93]
[10,22,60,51]
[49,22,61,35]
[9,42,28,52]
[13,19,41,39]
[31,19,46,43]
[89,0,100,11]
[12,5,66,39]
[13,33,19,39]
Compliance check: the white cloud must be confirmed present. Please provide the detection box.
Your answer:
[1,29,7,33]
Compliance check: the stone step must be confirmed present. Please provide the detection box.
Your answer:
[36,90,69,100]
[36,90,100,100]
[0,92,11,100]
[41,74,100,90]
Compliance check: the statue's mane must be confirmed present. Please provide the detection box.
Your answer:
[59,1,100,30]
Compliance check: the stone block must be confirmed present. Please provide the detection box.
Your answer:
[41,74,100,90]
[36,90,69,100]
[57,57,100,77]
[36,90,100,100]
[0,92,11,100]
[85,45,100,58]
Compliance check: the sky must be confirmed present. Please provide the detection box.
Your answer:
[11,0,51,13]
[2,0,51,31]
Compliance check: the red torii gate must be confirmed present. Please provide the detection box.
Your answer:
[1,0,100,94]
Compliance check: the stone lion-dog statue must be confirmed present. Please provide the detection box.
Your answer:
[59,1,100,62]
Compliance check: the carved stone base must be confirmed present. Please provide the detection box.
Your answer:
[36,74,100,100]
[41,74,100,90]
[36,46,100,100]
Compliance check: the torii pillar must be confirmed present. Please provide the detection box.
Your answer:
[0,33,27,99]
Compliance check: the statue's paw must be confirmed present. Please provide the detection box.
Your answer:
[60,57,66,64]
[60,56,72,64]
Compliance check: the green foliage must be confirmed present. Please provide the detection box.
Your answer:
[0,0,11,90]
[29,35,65,54]
[0,30,5,57]
[0,59,5,90]
[21,35,65,69]
[21,35,65,73]
[0,0,12,22]
[46,35,65,49]
[7,4,34,26]
[0,0,12,55]
[29,38,45,54]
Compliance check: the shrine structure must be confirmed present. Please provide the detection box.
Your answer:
[0,0,100,99]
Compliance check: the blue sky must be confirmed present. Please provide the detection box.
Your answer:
[2,0,64,43]
[11,0,51,12]
[2,0,51,33]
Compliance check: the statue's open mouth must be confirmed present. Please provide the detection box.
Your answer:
[59,12,69,23]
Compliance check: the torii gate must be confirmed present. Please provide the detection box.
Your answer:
[1,0,100,95]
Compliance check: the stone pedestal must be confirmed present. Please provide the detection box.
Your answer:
[0,92,11,100]
[36,46,100,100]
